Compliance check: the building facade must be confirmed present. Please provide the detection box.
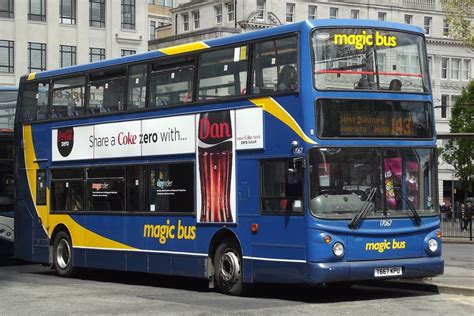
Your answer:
[0,0,148,86]
[149,0,473,205]
[148,0,173,41]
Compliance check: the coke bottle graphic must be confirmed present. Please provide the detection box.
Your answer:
[198,111,233,223]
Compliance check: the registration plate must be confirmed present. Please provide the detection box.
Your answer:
[374,267,402,277]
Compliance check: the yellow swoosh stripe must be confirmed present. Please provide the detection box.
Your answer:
[159,41,210,55]
[249,97,316,144]
[23,125,134,250]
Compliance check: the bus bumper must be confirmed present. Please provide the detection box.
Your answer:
[308,256,444,284]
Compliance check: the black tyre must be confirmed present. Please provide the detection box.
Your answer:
[53,231,74,277]
[214,240,243,296]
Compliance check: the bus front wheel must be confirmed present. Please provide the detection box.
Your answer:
[214,240,243,295]
[53,231,74,277]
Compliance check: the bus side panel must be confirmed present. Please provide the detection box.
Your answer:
[14,126,50,264]
[13,201,34,261]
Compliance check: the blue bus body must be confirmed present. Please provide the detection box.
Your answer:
[0,86,17,255]
[14,20,442,290]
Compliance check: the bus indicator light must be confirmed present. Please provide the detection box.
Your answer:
[324,235,331,244]
[251,223,258,233]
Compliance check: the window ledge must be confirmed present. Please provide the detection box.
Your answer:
[59,23,77,28]
[28,20,47,26]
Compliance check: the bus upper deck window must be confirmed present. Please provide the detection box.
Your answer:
[127,64,147,110]
[149,63,195,107]
[251,36,298,94]
[88,69,126,114]
[20,82,49,122]
[197,46,248,100]
[52,76,86,118]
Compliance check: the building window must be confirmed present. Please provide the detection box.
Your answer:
[149,20,156,40]
[0,0,14,18]
[90,0,105,27]
[441,95,448,118]
[256,0,265,20]
[158,0,173,7]
[404,15,412,25]
[60,0,76,24]
[308,5,317,20]
[378,12,386,21]
[286,3,295,23]
[351,9,359,19]
[89,47,105,62]
[443,19,449,37]
[441,57,448,79]
[428,56,433,78]
[28,42,46,72]
[424,17,432,35]
[0,40,13,73]
[226,2,235,22]
[121,0,135,30]
[215,5,222,24]
[329,7,338,19]
[462,59,471,81]
[29,0,46,21]
[182,13,189,31]
[192,10,200,29]
[121,49,136,57]
[451,58,460,80]
[148,0,154,4]
[60,45,76,68]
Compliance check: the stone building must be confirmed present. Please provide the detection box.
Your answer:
[0,0,149,86]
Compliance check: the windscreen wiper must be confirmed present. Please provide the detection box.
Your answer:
[395,191,422,226]
[348,187,377,230]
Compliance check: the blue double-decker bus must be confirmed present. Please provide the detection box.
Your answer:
[14,20,442,295]
[0,86,17,255]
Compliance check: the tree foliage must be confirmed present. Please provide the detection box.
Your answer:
[441,80,474,198]
[441,0,474,48]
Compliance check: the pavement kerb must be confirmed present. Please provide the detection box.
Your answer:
[441,238,473,244]
[382,280,474,297]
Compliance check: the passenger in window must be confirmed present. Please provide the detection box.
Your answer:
[278,65,298,91]
[389,79,402,91]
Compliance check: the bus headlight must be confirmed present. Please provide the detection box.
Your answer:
[332,242,344,257]
[428,238,438,252]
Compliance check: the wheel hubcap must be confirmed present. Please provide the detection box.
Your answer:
[56,239,71,270]
[219,250,240,283]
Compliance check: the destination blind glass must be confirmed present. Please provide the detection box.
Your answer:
[316,99,433,138]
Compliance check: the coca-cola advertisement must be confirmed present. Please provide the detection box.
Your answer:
[196,110,236,223]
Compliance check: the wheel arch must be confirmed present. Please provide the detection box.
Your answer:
[49,223,71,264]
[207,228,243,283]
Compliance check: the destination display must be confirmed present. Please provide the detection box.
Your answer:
[339,111,414,136]
[316,99,432,138]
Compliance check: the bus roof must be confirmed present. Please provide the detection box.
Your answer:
[0,86,18,92]
[27,19,424,81]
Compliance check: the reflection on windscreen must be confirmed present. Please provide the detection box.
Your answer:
[309,148,437,218]
[313,29,428,92]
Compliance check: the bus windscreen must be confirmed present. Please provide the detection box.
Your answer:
[313,28,429,92]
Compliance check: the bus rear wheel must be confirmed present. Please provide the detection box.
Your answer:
[214,240,243,296]
[53,231,74,277]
